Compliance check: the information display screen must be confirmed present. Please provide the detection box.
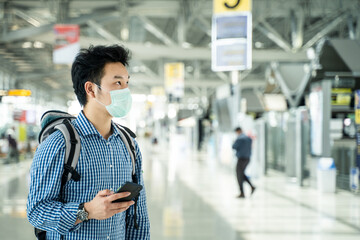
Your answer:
[216,15,248,39]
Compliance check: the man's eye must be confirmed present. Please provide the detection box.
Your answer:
[116,81,122,85]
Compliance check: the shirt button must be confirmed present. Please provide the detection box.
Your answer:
[106,142,110,145]
[107,236,110,239]
[110,165,113,168]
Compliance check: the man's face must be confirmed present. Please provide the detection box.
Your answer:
[96,62,130,105]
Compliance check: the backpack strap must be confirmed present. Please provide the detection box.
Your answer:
[114,123,140,229]
[115,124,137,183]
[34,113,81,238]
[56,119,81,183]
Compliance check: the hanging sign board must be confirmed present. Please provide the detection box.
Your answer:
[164,62,185,98]
[53,24,80,64]
[212,0,252,72]
[8,89,32,96]
[213,0,252,14]
[355,90,360,182]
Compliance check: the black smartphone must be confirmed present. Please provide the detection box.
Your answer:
[112,182,143,203]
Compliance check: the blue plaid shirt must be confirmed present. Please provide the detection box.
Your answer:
[27,111,150,239]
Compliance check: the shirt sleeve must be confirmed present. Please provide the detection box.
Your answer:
[27,131,81,235]
[125,140,150,239]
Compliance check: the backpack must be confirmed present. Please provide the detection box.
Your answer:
[34,110,139,240]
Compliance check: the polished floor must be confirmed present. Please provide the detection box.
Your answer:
[0,135,360,239]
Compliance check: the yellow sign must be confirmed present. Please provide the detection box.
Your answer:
[151,87,165,96]
[8,89,32,97]
[331,88,351,106]
[356,110,360,125]
[213,0,252,14]
[164,62,184,97]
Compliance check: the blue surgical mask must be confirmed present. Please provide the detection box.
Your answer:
[95,85,132,118]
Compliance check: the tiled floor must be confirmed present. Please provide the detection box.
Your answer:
[0,134,360,239]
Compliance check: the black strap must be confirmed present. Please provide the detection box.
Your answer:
[120,125,136,138]
[117,127,136,166]
[116,124,141,229]
[134,196,139,230]
[34,228,46,240]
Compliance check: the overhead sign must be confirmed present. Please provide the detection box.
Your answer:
[164,62,184,98]
[53,24,80,64]
[212,12,252,71]
[355,90,360,186]
[213,0,252,14]
[7,89,32,96]
[212,0,252,72]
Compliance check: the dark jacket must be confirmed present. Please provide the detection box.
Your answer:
[232,134,252,159]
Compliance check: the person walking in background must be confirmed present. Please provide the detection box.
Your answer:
[7,132,19,163]
[232,127,255,198]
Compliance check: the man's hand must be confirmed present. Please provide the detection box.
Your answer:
[84,189,135,220]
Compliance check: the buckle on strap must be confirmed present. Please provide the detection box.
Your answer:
[64,165,81,181]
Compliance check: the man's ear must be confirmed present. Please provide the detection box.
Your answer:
[84,81,96,98]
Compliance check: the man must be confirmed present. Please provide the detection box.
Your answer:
[232,127,255,198]
[27,45,150,239]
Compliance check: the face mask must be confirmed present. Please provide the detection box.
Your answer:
[95,85,132,118]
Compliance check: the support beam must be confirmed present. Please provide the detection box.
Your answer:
[347,14,356,40]
[136,15,176,46]
[302,12,347,49]
[356,14,360,39]
[257,20,292,52]
[13,10,42,27]
[87,20,122,43]
[87,19,160,81]
[177,6,186,45]
[32,34,309,62]
[215,72,229,82]
[57,0,70,23]
[0,10,120,43]
[194,14,212,37]
[290,9,304,50]
[270,62,311,108]
[16,68,70,81]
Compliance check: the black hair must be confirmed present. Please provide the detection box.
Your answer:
[71,45,131,106]
[234,127,242,132]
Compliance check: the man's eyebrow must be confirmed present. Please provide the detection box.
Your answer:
[114,75,130,79]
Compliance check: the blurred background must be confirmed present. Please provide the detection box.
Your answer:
[0,0,360,239]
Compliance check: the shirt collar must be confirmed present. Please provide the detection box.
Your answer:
[75,111,120,138]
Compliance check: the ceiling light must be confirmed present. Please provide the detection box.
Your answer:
[11,25,19,30]
[181,42,192,49]
[255,41,264,48]
[33,41,44,48]
[121,28,129,41]
[139,65,146,72]
[22,42,32,48]
[132,66,140,72]
[185,66,194,72]
[306,47,316,60]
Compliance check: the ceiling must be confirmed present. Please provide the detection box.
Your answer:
[0,0,359,106]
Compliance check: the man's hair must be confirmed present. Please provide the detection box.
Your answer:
[71,45,131,106]
[235,127,242,132]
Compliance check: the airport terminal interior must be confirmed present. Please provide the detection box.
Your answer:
[0,0,360,239]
